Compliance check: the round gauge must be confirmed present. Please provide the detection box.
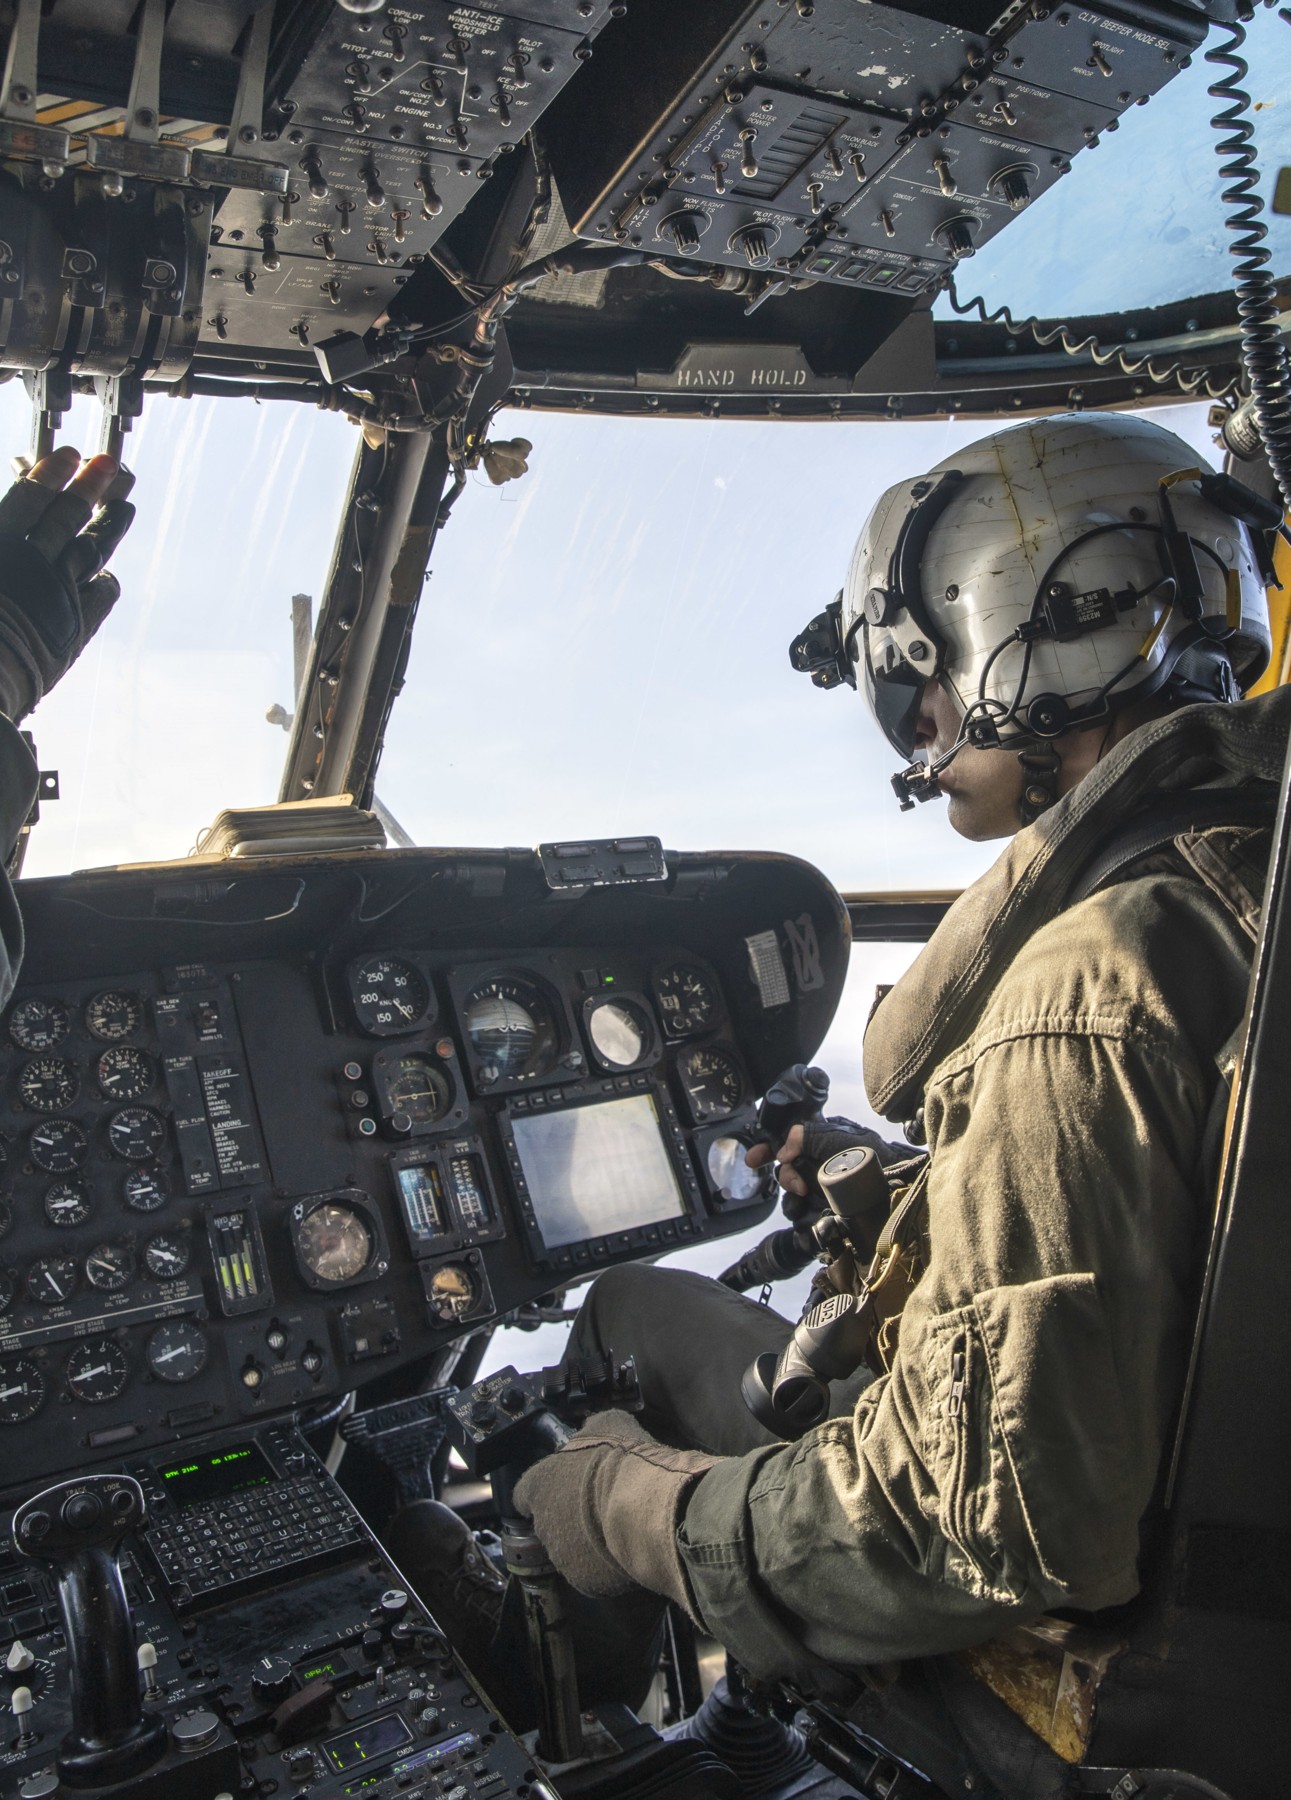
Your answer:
[17,1056,80,1113]
[349,956,432,1037]
[381,1053,452,1126]
[0,1356,45,1423]
[586,998,652,1070]
[29,1118,88,1174]
[678,1044,744,1123]
[0,1198,11,1239]
[44,1180,93,1228]
[123,1168,168,1213]
[107,1106,167,1162]
[85,1243,133,1292]
[9,996,70,1052]
[295,1202,373,1284]
[143,1234,190,1280]
[26,1256,78,1307]
[146,1319,208,1384]
[464,977,559,1085]
[96,1046,154,1103]
[426,1261,479,1324]
[653,963,719,1038]
[706,1135,767,1204]
[0,1272,14,1312]
[85,991,142,1042]
[66,1338,129,1404]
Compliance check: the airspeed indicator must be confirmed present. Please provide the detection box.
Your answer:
[348,956,432,1037]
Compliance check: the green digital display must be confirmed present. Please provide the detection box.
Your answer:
[324,1713,414,1774]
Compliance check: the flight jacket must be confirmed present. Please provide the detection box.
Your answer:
[675,687,1291,1690]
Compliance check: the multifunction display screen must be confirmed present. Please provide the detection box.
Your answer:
[154,1441,274,1507]
[510,1093,686,1248]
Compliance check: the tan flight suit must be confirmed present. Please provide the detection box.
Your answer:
[664,688,1288,1695]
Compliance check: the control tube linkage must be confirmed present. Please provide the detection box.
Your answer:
[12,1474,168,1788]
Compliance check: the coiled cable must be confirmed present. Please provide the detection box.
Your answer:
[1206,20,1291,507]
[942,279,1239,404]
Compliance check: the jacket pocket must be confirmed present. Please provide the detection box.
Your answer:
[921,1311,1030,1606]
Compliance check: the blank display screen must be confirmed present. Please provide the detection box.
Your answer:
[511,1093,686,1248]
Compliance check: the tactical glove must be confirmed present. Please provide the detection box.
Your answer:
[512,1410,718,1612]
[0,467,134,722]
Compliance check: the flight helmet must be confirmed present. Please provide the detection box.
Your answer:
[790,413,1276,814]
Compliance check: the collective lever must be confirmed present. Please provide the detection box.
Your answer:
[11,1474,167,1788]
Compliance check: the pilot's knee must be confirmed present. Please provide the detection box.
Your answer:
[570,1261,667,1345]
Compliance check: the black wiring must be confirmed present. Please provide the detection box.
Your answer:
[943,275,1239,403]
[1206,21,1291,507]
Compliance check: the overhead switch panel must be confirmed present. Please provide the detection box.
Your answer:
[545,0,1208,297]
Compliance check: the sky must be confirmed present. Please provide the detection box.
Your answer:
[1,10,1286,1358]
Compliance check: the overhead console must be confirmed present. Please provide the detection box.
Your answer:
[0,845,848,1499]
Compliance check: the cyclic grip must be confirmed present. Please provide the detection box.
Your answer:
[12,1474,168,1788]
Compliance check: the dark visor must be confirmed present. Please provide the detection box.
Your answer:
[861,623,927,759]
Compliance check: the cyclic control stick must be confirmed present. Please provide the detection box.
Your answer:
[12,1474,168,1788]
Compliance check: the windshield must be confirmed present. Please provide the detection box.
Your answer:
[5,387,1225,894]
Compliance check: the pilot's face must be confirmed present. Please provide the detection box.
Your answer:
[911,678,1028,842]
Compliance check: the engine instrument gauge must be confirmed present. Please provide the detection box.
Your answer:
[463,977,560,1085]
[124,1169,168,1213]
[143,1234,190,1280]
[27,1257,78,1306]
[0,1356,45,1423]
[107,1106,167,1162]
[44,1180,92,1228]
[585,997,653,1071]
[295,1202,373,1285]
[9,996,70,1052]
[653,963,719,1038]
[426,1261,479,1324]
[348,956,432,1037]
[66,1338,129,1404]
[96,1046,154,1103]
[85,1243,133,1292]
[146,1320,208,1383]
[380,1052,453,1127]
[85,991,142,1042]
[0,1198,13,1239]
[0,1272,14,1312]
[677,1044,744,1123]
[17,1057,79,1113]
[30,1118,88,1174]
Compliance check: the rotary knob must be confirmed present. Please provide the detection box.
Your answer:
[728,224,774,267]
[661,211,703,256]
[935,216,976,260]
[991,165,1032,211]
[251,1655,294,1702]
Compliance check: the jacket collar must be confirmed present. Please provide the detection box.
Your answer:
[863,689,1291,1120]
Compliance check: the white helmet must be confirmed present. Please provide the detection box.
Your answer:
[790,413,1277,812]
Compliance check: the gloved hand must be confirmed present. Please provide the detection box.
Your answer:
[746,1116,913,1218]
[0,447,134,722]
[512,1410,719,1611]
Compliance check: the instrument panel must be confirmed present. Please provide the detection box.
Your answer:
[0,845,849,1497]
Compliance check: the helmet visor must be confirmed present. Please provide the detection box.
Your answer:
[860,620,928,759]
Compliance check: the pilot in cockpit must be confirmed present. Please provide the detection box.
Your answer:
[381,409,1290,1776]
[0,414,1286,1789]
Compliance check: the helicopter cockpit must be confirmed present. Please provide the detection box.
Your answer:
[0,2,1287,1798]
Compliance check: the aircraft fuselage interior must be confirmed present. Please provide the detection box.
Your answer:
[0,1,1288,1798]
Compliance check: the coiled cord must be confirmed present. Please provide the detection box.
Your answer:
[943,278,1239,403]
[1206,21,1291,508]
